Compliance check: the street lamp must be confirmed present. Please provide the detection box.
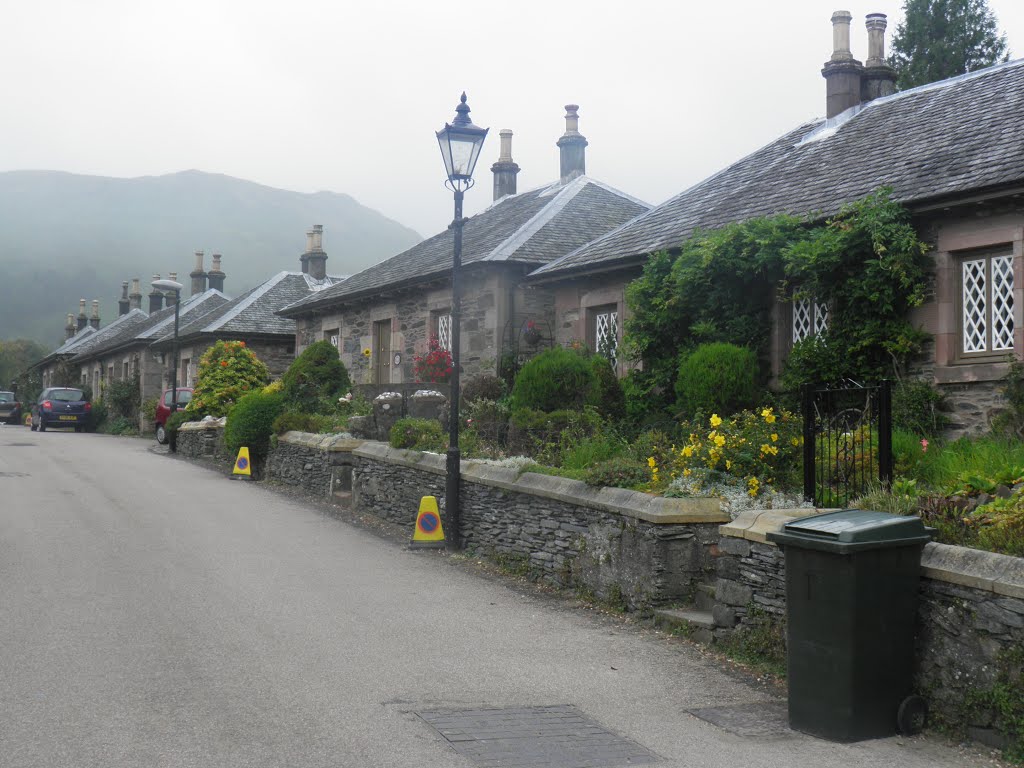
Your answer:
[152,278,184,416]
[436,92,488,552]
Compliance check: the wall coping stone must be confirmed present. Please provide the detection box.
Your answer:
[721,507,1024,597]
[921,542,1024,598]
[179,420,224,432]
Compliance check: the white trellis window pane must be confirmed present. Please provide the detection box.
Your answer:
[329,334,339,348]
[814,302,829,335]
[962,259,988,354]
[793,297,812,343]
[992,255,1014,351]
[437,314,452,351]
[596,311,618,364]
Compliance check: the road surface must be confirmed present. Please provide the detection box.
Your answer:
[0,425,999,767]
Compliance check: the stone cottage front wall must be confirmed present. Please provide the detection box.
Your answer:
[296,267,556,387]
[549,271,637,376]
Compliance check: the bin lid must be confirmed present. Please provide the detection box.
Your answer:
[766,509,932,553]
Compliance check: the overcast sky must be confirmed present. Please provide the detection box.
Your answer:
[1,1,1022,242]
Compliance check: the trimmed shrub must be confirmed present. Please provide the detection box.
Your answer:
[272,410,320,435]
[507,407,602,462]
[224,390,286,462]
[588,355,626,418]
[462,374,505,404]
[893,379,949,436]
[281,340,352,414]
[675,343,759,417]
[510,346,597,412]
[188,340,269,418]
[583,458,651,489]
[389,417,446,452]
[107,375,141,420]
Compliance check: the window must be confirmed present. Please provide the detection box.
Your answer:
[792,297,829,344]
[325,328,341,349]
[181,358,191,387]
[960,251,1014,358]
[588,304,619,364]
[432,310,452,351]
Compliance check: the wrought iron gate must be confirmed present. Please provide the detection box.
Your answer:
[802,380,893,506]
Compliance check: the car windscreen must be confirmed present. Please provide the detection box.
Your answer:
[51,389,85,402]
[0,392,14,402]
[164,390,193,405]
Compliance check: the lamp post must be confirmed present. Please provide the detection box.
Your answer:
[436,92,488,552]
[152,278,184,415]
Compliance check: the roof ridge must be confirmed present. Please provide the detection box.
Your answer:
[202,271,291,331]
[483,177,592,262]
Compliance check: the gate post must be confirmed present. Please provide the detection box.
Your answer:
[802,383,816,503]
[878,379,893,487]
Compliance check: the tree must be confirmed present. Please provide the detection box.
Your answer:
[0,338,48,391]
[890,0,1009,89]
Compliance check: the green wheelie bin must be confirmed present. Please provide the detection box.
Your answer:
[767,510,932,742]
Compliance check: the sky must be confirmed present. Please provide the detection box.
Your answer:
[1,0,1023,241]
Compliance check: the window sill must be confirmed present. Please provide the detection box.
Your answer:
[933,361,1012,385]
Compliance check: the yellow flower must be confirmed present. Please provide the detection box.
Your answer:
[791,437,800,447]
[681,445,693,458]
[683,468,692,477]
[362,348,371,357]
[710,414,722,428]
[771,433,778,442]
[714,434,725,448]
[725,460,732,470]
[647,457,657,469]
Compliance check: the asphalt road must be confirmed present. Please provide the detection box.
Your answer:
[0,425,1001,767]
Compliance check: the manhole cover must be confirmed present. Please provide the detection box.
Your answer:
[416,704,658,767]
[687,701,794,739]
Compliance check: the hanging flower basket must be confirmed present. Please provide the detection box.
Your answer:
[523,321,542,346]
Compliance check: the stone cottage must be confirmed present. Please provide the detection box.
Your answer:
[527,11,1024,434]
[150,227,346,383]
[277,106,651,386]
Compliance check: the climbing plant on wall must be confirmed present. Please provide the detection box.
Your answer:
[623,189,931,422]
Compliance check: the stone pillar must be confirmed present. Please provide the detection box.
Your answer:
[118,281,130,316]
[861,13,897,102]
[207,254,226,292]
[821,10,864,119]
[190,250,208,295]
[76,298,88,330]
[491,129,520,201]
[89,300,100,330]
[304,225,328,280]
[148,275,164,313]
[557,105,588,183]
[372,392,404,441]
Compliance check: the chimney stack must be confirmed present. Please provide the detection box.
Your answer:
[190,250,208,296]
[65,313,76,340]
[822,10,864,119]
[304,225,328,280]
[129,278,142,311]
[557,105,588,184]
[118,281,130,316]
[207,254,225,292]
[148,275,165,313]
[166,272,179,301]
[89,300,101,330]
[861,13,897,102]
[77,299,88,330]
[491,129,521,201]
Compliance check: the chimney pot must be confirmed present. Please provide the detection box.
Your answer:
[822,10,864,118]
[190,250,208,296]
[861,13,897,101]
[148,274,165,314]
[304,226,328,280]
[119,281,130,316]
[491,129,521,201]
[77,298,88,330]
[830,10,855,61]
[556,104,588,184]
[129,278,143,311]
[65,313,76,340]
[208,254,226,292]
[89,299,101,330]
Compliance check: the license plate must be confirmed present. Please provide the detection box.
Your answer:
[59,415,77,421]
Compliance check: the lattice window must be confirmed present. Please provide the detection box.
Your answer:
[325,328,340,349]
[792,297,829,343]
[436,313,452,352]
[962,254,1014,355]
[596,310,618,364]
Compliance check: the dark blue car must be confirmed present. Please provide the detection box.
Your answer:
[31,387,92,433]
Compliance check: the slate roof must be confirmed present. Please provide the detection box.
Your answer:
[69,290,229,362]
[531,58,1024,279]
[278,176,650,316]
[153,272,345,345]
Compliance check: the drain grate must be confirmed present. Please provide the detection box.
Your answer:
[687,701,794,739]
[416,704,658,767]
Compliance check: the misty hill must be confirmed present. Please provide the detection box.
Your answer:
[0,170,421,347]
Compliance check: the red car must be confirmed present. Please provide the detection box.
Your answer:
[155,387,193,444]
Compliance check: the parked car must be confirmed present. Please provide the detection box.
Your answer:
[31,387,92,432]
[155,387,193,444]
[0,391,22,425]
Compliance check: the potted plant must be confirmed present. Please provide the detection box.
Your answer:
[523,320,542,346]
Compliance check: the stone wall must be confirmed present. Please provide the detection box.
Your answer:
[266,434,728,611]
[175,421,228,461]
[712,510,1024,749]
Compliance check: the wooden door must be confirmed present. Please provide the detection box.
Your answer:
[374,319,392,384]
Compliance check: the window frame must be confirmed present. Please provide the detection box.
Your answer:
[955,247,1015,364]
[586,303,619,364]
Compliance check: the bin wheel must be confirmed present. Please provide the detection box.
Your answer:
[897,695,928,735]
